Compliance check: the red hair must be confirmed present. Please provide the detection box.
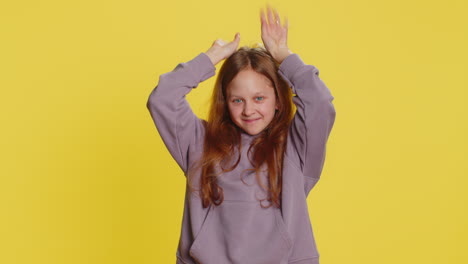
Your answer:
[188,45,294,209]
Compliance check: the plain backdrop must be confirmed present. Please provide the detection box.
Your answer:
[0,0,467,263]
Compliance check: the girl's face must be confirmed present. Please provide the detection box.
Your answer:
[226,69,278,136]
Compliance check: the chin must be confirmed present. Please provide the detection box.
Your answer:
[232,119,270,136]
[242,127,265,136]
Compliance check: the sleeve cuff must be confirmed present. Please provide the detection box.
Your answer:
[181,52,217,84]
[278,53,306,81]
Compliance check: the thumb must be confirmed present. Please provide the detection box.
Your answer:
[232,32,240,43]
[227,32,240,48]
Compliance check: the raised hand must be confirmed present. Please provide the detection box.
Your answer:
[260,6,293,64]
[205,33,241,66]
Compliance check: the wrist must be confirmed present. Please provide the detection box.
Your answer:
[272,49,293,64]
[204,51,221,66]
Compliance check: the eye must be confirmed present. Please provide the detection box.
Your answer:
[232,98,243,103]
[255,96,264,101]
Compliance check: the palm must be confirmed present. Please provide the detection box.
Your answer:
[213,39,238,58]
[205,33,241,66]
[260,6,289,56]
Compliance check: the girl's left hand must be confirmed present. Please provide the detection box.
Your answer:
[260,6,293,64]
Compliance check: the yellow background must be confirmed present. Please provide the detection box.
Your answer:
[1,0,467,263]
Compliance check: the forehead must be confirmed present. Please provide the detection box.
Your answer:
[226,69,274,96]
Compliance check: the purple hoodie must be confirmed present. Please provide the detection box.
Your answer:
[147,52,336,264]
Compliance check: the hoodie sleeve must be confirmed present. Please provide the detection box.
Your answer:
[277,53,336,195]
[146,52,216,174]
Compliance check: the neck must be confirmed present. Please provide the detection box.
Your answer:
[240,130,262,145]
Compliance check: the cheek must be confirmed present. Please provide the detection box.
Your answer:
[263,102,277,116]
[227,104,238,118]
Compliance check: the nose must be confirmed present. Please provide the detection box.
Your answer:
[242,101,255,116]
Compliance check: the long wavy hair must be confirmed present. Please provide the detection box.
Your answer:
[188,45,294,209]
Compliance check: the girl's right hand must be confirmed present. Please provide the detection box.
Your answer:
[205,32,241,66]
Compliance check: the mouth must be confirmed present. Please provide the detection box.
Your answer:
[242,118,261,123]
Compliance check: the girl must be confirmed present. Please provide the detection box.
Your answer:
[147,7,336,264]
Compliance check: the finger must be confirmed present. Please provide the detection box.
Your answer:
[260,8,270,35]
[267,5,275,26]
[273,8,281,26]
[227,33,239,45]
[227,35,240,51]
[234,32,240,42]
[260,8,266,26]
[285,16,289,30]
[260,8,266,27]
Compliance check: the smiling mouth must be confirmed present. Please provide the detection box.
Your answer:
[242,118,261,123]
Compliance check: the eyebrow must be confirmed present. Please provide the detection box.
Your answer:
[228,92,266,98]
